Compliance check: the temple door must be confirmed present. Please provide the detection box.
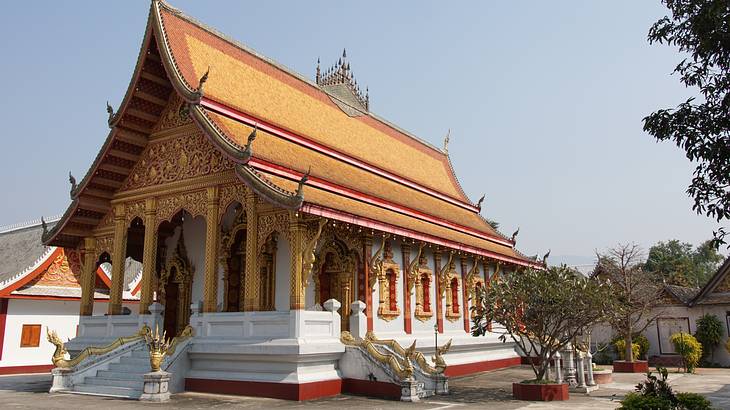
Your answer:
[162,271,179,338]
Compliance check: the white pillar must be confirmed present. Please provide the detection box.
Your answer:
[553,352,563,384]
[576,352,586,388]
[349,300,367,339]
[586,351,596,386]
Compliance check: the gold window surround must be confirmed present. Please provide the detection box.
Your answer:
[377,240,401,322]
[444,273,462,322]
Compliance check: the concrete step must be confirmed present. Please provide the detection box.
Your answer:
[108,362,150,372]
[117,357,149,365]
[96,370,145,380]
[130,350,150,358]
[84,377,143,389]
[73,383,142,399]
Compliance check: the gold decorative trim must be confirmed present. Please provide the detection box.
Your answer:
[377,240,401,321]
[340,331,413,380]
[47,325,151,369]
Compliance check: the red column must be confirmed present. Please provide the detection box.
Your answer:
[434,249,443,333]
[401,244,412,334]
[460,256,470,333]
[0,298,8,360]
[363,234,373,332]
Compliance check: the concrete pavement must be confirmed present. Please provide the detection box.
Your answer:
[0,366,729,409]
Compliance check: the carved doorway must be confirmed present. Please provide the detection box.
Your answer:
[220,207,247,312]
[316,248,356,331]
[158,231,194,337]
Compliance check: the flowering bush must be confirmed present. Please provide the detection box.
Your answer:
[615,339,641,361]
[670,332,702,372]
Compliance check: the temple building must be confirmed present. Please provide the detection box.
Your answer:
[41,0,542,401]
[0,219,138,374]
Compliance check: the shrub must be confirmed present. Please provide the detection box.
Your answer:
[695,314,723,364]
[676,392,713,410]
[612,333,650,359]
[619,392,672,410]
[615,339,641,361]
[671,332,703,372]
[619,367,715,410]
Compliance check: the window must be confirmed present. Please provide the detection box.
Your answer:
[386,269,398,312]
[20,324,41,348]
[451,278,460,314]
[422,275,431,313]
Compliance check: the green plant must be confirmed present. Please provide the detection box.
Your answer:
[619,392,672,410]
[471,266,613,382]
[613,333,650,360]
[619,367,714,409]
[671,332,703,372]
[615,339,641,361]
[676,392,713,410]
[695,314,723,364]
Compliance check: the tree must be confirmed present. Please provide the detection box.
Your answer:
[695,313,723,364]
[643,0,730,247]
[645,239,724,286]
[596,244,664,363]
[472,266,613,382]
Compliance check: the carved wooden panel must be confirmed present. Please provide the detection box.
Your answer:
[154,94,193,132]
[156,190,208,225]
[120,131,234,191]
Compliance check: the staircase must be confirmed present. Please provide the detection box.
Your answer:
[71,344,148,399]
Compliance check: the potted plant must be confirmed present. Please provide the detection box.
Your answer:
[594,244,662,373]
[472,266,613,401]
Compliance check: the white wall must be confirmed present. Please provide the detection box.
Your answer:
[0,299,135,368]
[275,236,291,311]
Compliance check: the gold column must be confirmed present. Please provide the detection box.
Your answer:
[139,198,157,314]
[203,186,220,313]
[109,204,127,315]
[289,212,306,310]
[243,191,259,311]
[79,237,97,316]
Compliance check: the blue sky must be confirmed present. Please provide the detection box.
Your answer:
[0,1,723,264]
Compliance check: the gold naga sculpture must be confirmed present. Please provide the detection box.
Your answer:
[340,331,452,379]
[145,325,171,372]
[47,325,151,369]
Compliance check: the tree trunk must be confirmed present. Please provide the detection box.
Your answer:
[625,331,634,363]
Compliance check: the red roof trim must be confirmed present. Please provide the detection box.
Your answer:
[301,204,540,268]
[0,248,63,296]
[201,98,481,213]
[2,294,140,303]
[248,158,514,247]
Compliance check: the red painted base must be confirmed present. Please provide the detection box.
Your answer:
[0,364,54,375]
[592,371,613,384]
[512,382,569,401]
[342,378,401,400]
[520,356,542,365]
[613,360,649,373]
[446,356,521,377]
[185,378,342,401]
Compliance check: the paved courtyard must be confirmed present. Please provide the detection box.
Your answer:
[1,366,729,409]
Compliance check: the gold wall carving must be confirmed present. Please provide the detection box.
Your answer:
[413,252,434,322]
[154,94,192,132]
[377,240,401,321]
[156,190,208,226]
[218,183,248,221]
[125,200,146,225]
[258,211,291,248]
[120,131,234,192]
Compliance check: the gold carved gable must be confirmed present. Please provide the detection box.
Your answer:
[25,249,82,288]
[154,94,193,132]
[714,273,730,293]
[120,131,235,192]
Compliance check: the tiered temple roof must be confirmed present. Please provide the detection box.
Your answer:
[44,0,540,268]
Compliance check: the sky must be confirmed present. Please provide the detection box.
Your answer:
[0,1,724,265]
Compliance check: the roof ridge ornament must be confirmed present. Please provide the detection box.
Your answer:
[316,49,369,112]
[192,66,210,102]
[41,217,48,238]
[68,172,78,199]
[443,129,450,154]
[511,227,520,243]
[542,249,551,265]
[476,194,485,211]
[106,102,116,128]
[295,167,311,199]
[237,125,257,163]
